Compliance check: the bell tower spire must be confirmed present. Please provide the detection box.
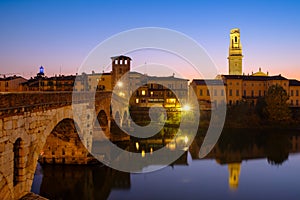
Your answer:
[228,28,243,75]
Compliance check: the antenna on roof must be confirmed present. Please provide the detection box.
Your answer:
[144,62,147,75]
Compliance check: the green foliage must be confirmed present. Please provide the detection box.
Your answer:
[263,84,291,123]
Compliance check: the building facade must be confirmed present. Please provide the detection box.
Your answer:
[191,28,300,108]
[0,75,27,92]
[130,75,189,109]
[21,75,75,91]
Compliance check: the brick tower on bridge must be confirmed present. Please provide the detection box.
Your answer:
[111,55,131,90]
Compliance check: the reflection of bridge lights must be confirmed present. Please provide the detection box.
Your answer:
[135,142,139,150]
[184,136,189,144]
[118,92,125,97]
[182,104,191,111]
[150,147,153,155]
[117,81,123,87]
[141,150,145,158]
[167,142,176,151]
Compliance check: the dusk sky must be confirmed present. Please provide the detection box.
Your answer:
[1,0,300,80]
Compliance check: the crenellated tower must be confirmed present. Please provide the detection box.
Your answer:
[111,55,131,97]
[111,55,131,88]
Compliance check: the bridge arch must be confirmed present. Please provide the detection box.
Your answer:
[39,117,93,165]
[25,106,78,190]
[98,110,109,127]
[114,111,121,125]
[122,110,128,127]
[93,109,110,141]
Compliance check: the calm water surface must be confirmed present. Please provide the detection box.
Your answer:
[31,129,300,200]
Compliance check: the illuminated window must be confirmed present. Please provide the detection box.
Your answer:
[120,60,123,65]
[167,98,176,104]
[125,60,127,65]
[115,60,118,64]
[136,98,139,103]
[142,90,146,95]
[150,91,153,96]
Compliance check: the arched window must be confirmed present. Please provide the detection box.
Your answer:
[13,138,22,186]
[235,36,237,43]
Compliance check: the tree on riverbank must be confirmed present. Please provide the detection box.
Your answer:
[263,84,291,123]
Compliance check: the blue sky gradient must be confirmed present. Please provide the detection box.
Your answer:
[0,0,300,79]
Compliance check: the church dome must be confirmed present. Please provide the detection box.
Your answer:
[252,68,268,76]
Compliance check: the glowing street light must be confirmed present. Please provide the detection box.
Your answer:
[117,81,123,87]
[182,104,191,111]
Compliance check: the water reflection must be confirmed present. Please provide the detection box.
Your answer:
[32,128,300,199]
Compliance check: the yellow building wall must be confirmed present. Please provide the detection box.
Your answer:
[192,84,226,108]
[289,86,300,106]
[225,79,243,105]
[242,80,267,100]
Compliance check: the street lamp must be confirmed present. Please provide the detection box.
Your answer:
[182,104,191,111]
[117,81,123,87]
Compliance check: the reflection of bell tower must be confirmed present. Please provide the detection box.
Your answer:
[111,55,131,89]
[228,28,243,75]
[228,163,241,190]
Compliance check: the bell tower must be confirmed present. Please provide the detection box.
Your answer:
[228,28,243,75]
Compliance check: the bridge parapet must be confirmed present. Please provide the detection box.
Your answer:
[0,92,113,117]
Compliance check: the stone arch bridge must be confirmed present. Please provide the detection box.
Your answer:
[0,91,128,199]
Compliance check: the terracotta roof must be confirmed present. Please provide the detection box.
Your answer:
[289,79,300,86]
[0,76,26,81]
[147,75,189,82]
[222,74,288,81]
[111,55,132,60]
[192,79,225,85]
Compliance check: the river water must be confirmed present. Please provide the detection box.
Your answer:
[31,129,300,200]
